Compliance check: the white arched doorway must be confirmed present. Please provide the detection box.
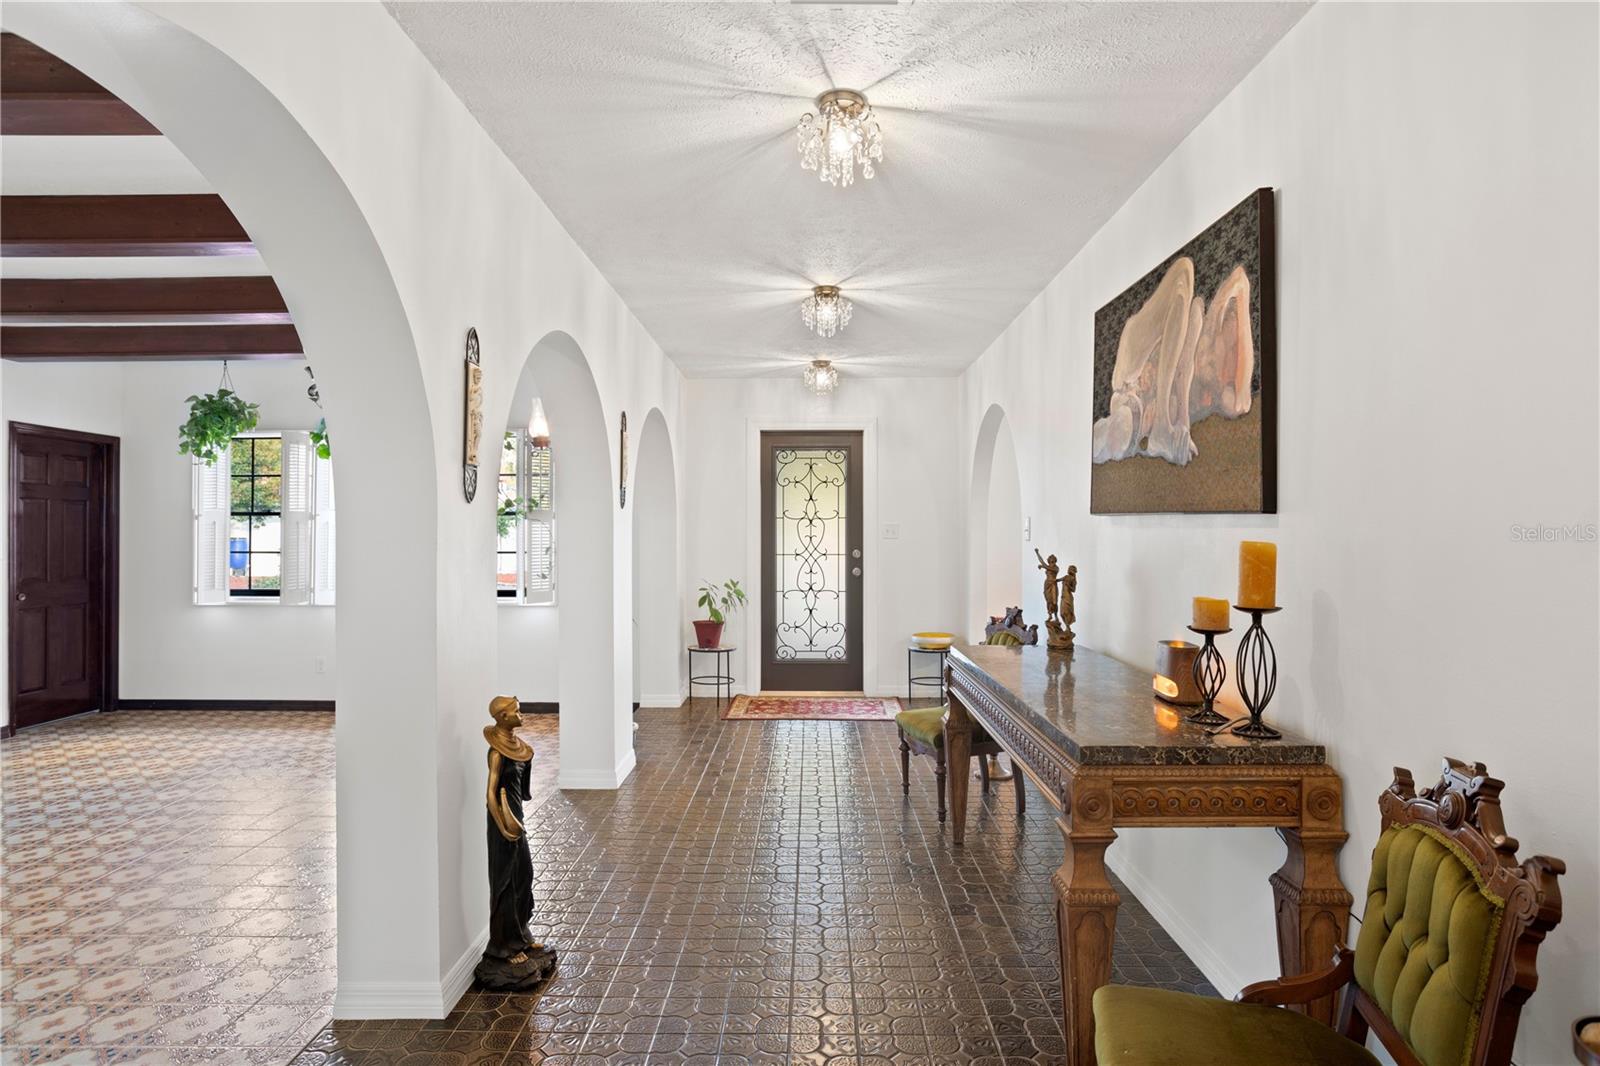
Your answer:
[515,331,634,789]
[631,409,683,708]
[967,404,1024,641]
[4,3,447,1017]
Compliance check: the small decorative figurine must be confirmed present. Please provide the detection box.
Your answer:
[1036,548,1076,650]
[1061,565,1077,631]
[474,696,558,991]
[1034,549,1060,620]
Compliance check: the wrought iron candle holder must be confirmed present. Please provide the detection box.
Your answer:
[1231,606,1282,740]
[1184,625,1231,726]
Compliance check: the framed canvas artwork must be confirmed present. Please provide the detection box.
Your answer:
[1090,188,1276,514]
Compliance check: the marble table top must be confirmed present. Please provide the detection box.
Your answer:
[949,642,1326,768]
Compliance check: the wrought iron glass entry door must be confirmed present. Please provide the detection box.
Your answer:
[760,432,863,691]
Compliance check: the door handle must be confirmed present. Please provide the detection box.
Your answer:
[851,548,861,559]
[851,567,862,577]
[15,593,25,603]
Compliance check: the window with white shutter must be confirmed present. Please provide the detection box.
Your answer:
[522,435,555,605]
[193,445,231,605]
[280,431,314,606]
[495,428,556,605]
[193,432,334,606]
[313,452,336,605]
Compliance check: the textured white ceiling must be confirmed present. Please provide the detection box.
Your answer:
[389,3,1310,378]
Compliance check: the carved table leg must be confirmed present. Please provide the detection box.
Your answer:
[1270,777,1353,1024]
[1054,778,1119,1066]
[943,693,973,845]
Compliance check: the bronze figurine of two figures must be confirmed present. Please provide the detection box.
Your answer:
[475,696,558,991]
[1034,548,1077,650]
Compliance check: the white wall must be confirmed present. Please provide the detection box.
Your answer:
[498,607,557,704]
[121,363,334,701]
[959,5,1598,1064]
[683,376,963,697]
[983,418,1023,623]
[1,359,334,717]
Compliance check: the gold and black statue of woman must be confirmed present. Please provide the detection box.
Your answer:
[474,696,558,991]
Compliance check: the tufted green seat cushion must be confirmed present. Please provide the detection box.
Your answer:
[986,630,1023,646]
[894,706,996,749]
[1092,985,1381,1066]
[1353,824,1504,1066]
[895,706,947,747]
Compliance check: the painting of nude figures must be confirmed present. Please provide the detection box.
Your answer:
[1090,188,1276,514]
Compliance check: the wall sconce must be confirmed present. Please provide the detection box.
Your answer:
[1153,640,1202,707]
[527,397,550,447]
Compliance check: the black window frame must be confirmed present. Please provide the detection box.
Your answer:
[229,435,283,598]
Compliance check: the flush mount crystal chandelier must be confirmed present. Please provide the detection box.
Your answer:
[803,359,839,395]
[800,285,852,338]
[797,89,883,188]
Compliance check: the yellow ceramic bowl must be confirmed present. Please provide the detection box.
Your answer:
[913,631,955,650]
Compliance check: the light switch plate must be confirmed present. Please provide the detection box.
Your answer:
[1024,516,1032,541]
[882,523,900,540]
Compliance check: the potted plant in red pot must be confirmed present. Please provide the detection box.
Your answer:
[694,579,745,649]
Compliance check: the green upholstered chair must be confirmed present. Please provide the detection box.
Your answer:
[895,631,1026,822]
[1092,758,1565,1066]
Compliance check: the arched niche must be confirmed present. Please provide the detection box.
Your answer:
[496,366,559,710]
[1,2,442,1017]
[967,404,1024,641]
[631,408,682,708]
[512,331,633,788]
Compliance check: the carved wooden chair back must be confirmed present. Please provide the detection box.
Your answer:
[1335,758,1565,1066]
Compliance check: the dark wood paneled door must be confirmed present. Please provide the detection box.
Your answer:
[8,423,118,732]
[760,432,863,691]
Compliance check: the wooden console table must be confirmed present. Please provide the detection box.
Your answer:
[944,642,1352,1066]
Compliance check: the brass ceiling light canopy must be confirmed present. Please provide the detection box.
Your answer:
[800,285,852,338]
[796,88,883,188]
[803,358,839,395]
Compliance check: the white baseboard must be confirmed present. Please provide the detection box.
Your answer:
[442,926,488,1013]
[334,927,487,1019]
[558,747,637,790]
[639,690,685,708]
[1106,851,1248,998]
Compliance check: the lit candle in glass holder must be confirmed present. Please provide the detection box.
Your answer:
[1153,640,1202,707]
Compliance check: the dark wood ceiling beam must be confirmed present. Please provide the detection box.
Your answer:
[0,195,254,257]
[1,324,302,361]
[1,277,290,324]
[1,33,158,135]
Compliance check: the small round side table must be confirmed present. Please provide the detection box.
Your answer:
[688,645,736,701]
[906,644,950,703]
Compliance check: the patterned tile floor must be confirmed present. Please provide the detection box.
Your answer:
[1,709,342,1064]
[2,701,1213,1065]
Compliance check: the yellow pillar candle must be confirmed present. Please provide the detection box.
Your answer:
[1238,541,1278,610]
[1193,597,1230,631]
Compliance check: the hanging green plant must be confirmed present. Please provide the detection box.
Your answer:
[311,417,332,460]
[303,366,331,458]
[178,364,259,464]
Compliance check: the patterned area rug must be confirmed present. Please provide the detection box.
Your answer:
[722,693,901,721]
